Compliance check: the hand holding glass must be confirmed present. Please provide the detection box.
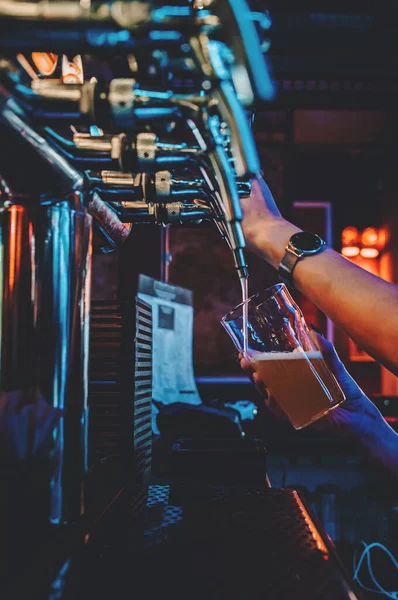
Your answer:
[221,284,345,429]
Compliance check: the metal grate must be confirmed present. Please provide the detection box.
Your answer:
[142,485,361,600]
[89,302,123,460]
[88,299,152,485]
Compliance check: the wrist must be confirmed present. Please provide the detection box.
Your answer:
[244,217,301,269]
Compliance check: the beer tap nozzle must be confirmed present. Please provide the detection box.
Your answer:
[198,148,248,280]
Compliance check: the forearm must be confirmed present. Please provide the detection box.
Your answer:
[246,217,398,375]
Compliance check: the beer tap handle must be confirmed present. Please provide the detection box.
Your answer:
[210,79,260,177]
[188,112,247,271]
[207,0,275,104]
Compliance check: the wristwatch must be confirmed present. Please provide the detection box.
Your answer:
[278,231,326,287]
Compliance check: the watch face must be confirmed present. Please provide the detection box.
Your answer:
[290,232,324,253]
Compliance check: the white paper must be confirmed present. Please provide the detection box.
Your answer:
[138,276,201,409]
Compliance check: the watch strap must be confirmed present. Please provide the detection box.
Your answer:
[278,247,301,286]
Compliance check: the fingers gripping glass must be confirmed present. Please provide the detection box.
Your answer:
[221,284,345,429]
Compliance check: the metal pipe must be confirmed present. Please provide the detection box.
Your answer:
[208,0,275,103]
[0,200,92,524]
[1,105,83,201]
[38,202,92,524]
[210,80,260,177]
[0,204,38,391]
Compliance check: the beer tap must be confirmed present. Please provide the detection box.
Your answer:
[183,87,254,279]
[86,169,211,201]
[203,145,248,279]
[84,167,250,228]
[92,193,214,228]
[86,169,216,227]
[44,128,202,172]
[81,167,216,251]
[0,71,182,126]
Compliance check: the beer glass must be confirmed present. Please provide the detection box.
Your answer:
[221,284,345,429]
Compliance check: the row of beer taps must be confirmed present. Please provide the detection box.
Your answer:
[0,0,275,280]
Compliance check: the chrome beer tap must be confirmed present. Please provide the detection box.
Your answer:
[44,128,202,172]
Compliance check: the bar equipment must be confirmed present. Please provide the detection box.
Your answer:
[0,0,273,585]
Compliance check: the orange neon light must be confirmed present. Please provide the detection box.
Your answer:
[341,246,360,258]
[360,248,379,258]
[361,226,378,247]
[341,226,359,247]
[342,225,386,259]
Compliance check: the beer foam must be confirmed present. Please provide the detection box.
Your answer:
[252,351,323,362]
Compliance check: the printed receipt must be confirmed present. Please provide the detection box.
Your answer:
[138,275,202,408]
